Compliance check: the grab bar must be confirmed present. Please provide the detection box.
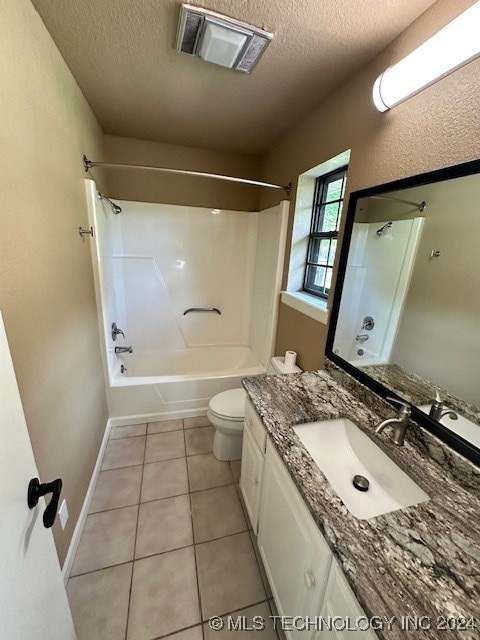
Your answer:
[183,307,221,316]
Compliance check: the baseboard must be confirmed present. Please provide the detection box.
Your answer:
[109,407,208,428]
[62,418,112,584]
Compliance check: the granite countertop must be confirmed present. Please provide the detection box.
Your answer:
[242,370,480,640]
[360,363,480,428]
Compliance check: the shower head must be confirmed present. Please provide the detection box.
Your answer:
[98,192,122,215]
[376,221,393,236]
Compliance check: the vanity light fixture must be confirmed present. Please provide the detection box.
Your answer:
[373,1,480,111]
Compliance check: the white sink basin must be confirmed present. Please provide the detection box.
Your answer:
[293,418,429,519]
[418,405,480,449]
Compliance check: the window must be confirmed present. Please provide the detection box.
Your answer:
[303,167,348,299]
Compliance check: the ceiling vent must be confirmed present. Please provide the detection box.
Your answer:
[176,4,274,73]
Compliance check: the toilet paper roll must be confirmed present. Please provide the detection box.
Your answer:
[284,351,297,368]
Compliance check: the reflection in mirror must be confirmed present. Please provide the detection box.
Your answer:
[332,169,480,453]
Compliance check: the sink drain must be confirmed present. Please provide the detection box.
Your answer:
[353,475,370,492]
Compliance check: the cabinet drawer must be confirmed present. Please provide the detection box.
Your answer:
[245,397,267,453]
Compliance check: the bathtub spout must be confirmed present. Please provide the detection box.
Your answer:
[115,346,133,354]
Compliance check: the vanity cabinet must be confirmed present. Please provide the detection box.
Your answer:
[244,403,377,640]
[317,563,376,639]
[240,398,267,533]
[258,440,332,640]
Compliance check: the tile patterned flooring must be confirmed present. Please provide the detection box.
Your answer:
[67,417,281,640]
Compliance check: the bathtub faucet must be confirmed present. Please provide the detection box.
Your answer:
[355,334,369,343]
[115,346,133,354]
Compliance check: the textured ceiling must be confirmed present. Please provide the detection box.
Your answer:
[31,0,436,153]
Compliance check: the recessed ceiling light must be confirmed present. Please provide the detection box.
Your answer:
[176,3,274,73]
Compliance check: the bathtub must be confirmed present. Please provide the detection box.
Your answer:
[106,345,265,425]
[333,342,388,368]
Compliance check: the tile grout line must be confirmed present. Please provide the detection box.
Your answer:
[183,421,206,640]
[123,430,148,640]
[108,433,147,441]
[111,419,210,442]
[200,597,271,624]
[70,526,257,579]
[106,441,227,471]
[89,478,238,516]
[151,620,204,640]
[69,558,135,580]
[74,421,263,638]
[149,598,272,640]
[103,450,208,472]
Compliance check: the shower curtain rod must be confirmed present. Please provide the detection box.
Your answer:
[369,194,427,212]
[83,156,291,195]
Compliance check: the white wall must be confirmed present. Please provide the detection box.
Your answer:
[96,197,258,354]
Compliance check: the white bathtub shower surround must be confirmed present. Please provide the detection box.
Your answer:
[334,218,423,366]
[86,180,289,422]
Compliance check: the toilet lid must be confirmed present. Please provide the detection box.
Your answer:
[209,388,246,419]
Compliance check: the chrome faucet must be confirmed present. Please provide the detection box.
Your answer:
[429,391,458,422]
[375,397,411,446]
[115,346,133,354]
[356,334,369,343]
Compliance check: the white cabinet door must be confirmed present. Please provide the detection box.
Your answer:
[240,426,265,533]
[258,440,332,640]
[316,562,377,640]
[0,312,76,640]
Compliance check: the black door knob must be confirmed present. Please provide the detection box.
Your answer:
[28,477,62,528]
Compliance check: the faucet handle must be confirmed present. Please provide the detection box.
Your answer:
[111,322,125,341]
[386,396,411,416]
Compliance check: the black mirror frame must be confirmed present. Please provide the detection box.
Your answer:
[326,157,480,468]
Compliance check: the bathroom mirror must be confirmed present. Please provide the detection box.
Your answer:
[326,158,480,466]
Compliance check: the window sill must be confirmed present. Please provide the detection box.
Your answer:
[281,291,329,325]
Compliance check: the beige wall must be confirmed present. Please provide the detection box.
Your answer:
[262,0,480,370]
[0,0,108,563]
[276,304,326,371]
[104,135,261,211]
[387,176,480,405]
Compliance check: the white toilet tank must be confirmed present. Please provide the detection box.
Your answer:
[267,356,302,375]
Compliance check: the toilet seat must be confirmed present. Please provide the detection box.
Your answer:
[208,388,246,420]
[208,409,243,424]
[207,410,244,432]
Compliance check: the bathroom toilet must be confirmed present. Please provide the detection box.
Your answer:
[208,356,302,461]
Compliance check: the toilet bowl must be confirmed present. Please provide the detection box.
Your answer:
[209,356,302,461]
